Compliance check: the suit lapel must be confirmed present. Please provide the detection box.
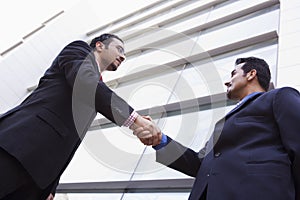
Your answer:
[202,92,264,155]
[209,92,263,149]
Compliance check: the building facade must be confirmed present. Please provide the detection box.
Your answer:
[0,0,299,199]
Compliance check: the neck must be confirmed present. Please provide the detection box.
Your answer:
[240,86,265,101]
[93,51,103,72]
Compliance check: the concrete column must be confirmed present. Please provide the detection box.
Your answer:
[277,0,300,91]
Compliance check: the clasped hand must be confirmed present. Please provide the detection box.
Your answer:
[130,115,162,146]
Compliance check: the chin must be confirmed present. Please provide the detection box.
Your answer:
[107,65,118,71]
[226,89,231,98]
[226,92,231,99]
[226,91,236,100]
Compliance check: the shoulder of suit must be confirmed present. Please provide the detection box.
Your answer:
[70,40,89,46]
[275,87,299,94]
[267,86,298,93]
[58,40,94,58]
[65,40,91,51]
[266,87,300,99]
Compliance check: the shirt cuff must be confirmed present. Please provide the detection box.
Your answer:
[122,111,138,127]
[153,133,167,150]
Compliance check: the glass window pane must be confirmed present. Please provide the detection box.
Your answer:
[131,107,234,181]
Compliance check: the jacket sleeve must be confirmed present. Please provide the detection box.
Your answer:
[56,40,133,126]
[273,87,300,197]
[49,178,59,196]
[156,136,203,177]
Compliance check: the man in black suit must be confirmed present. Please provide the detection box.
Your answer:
[135,57,300,200]
[0,33,161,200]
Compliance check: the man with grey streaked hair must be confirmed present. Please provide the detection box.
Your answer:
[0,33,161,200]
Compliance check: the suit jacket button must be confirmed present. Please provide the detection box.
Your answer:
[214,152,221,157]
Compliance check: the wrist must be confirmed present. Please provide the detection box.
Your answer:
[123,111,139,127]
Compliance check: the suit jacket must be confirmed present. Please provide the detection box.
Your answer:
[0,41,134,189]
[156,87,300,200]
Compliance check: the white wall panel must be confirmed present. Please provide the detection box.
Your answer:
[124,0,278,54]
[110,70,184,110]
[277,65,300,88]
[119,0,219,36]
[60,127,144,183]
[277,0,300,87]
[196,10,279,51]
[206,0,271,21]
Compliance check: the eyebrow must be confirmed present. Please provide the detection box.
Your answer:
[116,45,124,50]
[231,69,236,77]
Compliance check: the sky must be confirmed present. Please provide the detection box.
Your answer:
[0,0,160,52]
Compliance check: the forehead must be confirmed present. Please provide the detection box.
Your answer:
[235,63,245,70]
[109,38,124,47]
[230,63,245,76]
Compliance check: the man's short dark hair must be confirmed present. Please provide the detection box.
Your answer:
[235,57,271,91]
[89,33,123,49]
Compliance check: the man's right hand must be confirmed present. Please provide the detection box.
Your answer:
[130,115,162,146]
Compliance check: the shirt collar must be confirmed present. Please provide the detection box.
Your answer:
[237,92,263,106]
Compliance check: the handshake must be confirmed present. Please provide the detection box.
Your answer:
[129,115,162,146]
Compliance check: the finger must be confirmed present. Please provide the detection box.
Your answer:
[144,137,153,146]
[152,134,160,146]
[132,127,145,135]
[152,136,160,146]
[46,194,54,200]
[142,115,152,121]
[151,131,162,146]
[136,131,152,139]
[139,138,149,145]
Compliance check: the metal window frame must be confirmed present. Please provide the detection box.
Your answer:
[57,178,194,193]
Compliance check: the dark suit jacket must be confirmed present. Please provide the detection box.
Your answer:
[0,41,134,190]
[156,87,300,200]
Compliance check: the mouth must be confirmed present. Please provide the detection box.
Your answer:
[108,58,123,71]
[226,83,232,92]
[116,58,122,66]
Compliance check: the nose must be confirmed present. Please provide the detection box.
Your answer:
[224,81,230,87]
[119,54,125,62]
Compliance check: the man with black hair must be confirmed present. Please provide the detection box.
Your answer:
[136,57,300,200]
[0,33,161,200]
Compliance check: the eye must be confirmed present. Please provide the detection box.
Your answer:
[116,46,125,55]
[231,70,236,77]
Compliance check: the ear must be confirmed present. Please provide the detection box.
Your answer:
[95,41,104,52]
[246,69,257,81]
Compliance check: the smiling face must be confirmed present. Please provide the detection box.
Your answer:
[224,63,249,101]
[94,38,126,72]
